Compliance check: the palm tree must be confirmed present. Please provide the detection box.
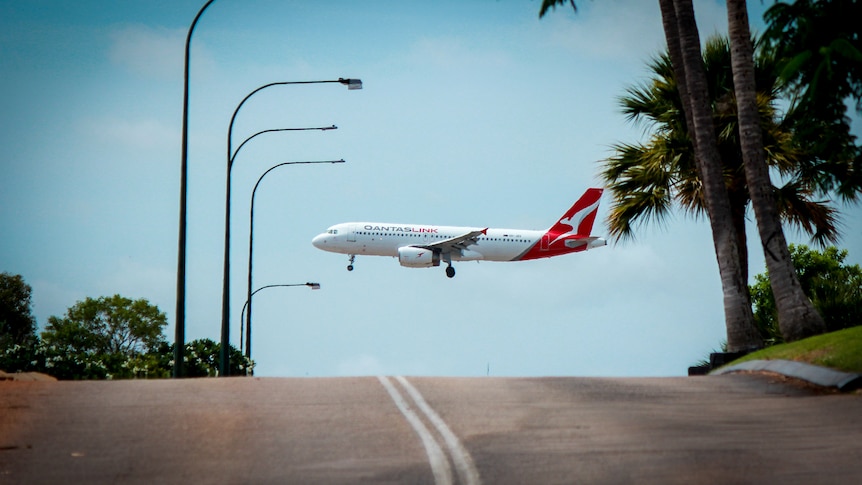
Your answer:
[539,0,577,17]
[602,35,839,285]
[541,0,842,345]
[652,0,763,352]
[726,0,827,341]
[541,0,763,351]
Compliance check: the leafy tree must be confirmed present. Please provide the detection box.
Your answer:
[0,272,39,372]
[763,0,862,202]
[3,287,254,378]
[41,295,168,379]
[1,273,38,348]
[179,338,254,377]
[751,245,862,344]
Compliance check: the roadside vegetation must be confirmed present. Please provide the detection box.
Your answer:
[1,271,252,379]
[697,245,861,371]
[730,326,862,374]
[750,245,861,346]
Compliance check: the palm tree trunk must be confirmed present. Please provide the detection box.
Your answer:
[664,0,762,351]
[663,0,753,295]
[726,0,826,342]
[658,0,697,154]
[728,187,749,286]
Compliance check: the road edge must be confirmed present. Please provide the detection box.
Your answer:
[710,359,862,392]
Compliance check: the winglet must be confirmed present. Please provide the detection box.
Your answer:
[481,228,488,235]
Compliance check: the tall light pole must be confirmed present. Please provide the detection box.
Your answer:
[232,126,337,164]
[239,282,321,367]
[175,0,216,378]
[245,160,345,361]
[221,78,361,377]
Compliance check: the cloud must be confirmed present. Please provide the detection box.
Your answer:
[541,1,665,63]
[107,24,186,80]
[408,36,512,72]
[539,0,731,63]
[79,116,175,150]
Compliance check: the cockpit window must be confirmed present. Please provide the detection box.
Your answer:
[328,229,338,235]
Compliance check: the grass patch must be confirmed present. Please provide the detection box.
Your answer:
[731,326,862,373]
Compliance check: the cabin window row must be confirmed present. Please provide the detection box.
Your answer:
[358,232,443,238]
[479,237,528,243]
[356,232,527,243]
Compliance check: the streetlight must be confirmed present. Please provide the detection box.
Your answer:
[239,282,322,366]
[221,127,335,377]
[175,0,216,378]
[232,126,337,164]
[220,78,362,377]
[245,160,344,360]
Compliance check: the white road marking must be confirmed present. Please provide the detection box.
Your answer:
[378,376,453,485]
[395,376,481,485]
[378,376,482,485]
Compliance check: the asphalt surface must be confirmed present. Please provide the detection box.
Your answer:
[1,373,861,484]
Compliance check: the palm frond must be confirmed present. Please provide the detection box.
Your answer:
[775,181,841,247]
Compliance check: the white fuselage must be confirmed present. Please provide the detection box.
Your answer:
[312,222,546,262]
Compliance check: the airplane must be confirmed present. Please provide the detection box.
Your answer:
[311,188,606,278]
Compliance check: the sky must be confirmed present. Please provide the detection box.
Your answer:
[2,0,860,378]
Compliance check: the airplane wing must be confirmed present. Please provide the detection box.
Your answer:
[420,228,487,254]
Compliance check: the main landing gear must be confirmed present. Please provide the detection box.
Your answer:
[445,265,456,278]
[443,253,455,278]
[346,253,457,278]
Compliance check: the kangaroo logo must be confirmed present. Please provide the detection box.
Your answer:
[549,198,600,246]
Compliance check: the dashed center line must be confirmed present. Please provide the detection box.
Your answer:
[378,376,481,485]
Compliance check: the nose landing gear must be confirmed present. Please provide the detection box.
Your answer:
[347,254,355,271]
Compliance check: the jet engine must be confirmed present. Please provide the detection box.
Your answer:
[397,246,440,268]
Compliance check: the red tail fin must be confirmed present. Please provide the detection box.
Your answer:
[517,188,604,261]
[547,188,603,242]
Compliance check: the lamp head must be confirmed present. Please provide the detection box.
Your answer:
[338,78,363,90]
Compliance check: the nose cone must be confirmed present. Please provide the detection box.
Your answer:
[312,233,328,249]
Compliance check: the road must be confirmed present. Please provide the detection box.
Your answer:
[1,374,860,484]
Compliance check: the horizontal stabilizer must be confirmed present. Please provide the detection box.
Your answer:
[565,237,606,249]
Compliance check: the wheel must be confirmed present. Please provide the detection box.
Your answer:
[445,266,455,278]
[347,265,354,271]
